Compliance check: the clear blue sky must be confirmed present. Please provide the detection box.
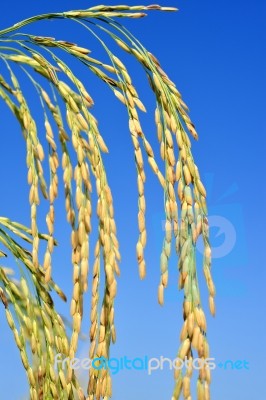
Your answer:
[0,1,265,399]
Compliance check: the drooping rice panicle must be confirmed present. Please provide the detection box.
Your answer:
[95,18,215,398]
[0,5,214,399]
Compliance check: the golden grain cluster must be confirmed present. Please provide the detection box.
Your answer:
[0,4,215,400]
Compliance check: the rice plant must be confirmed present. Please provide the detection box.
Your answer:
[0,4,215,399]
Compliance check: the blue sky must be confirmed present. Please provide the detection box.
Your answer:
[0,1,265,399]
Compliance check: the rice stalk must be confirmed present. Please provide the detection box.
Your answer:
[0,5,215,399]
